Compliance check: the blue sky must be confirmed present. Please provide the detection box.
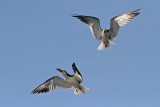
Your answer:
[0,0,160,107]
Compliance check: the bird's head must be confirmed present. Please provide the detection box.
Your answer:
[56,68,71,78]
[103,29,108,34]
[56,68,65,73]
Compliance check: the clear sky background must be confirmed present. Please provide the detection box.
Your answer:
[0,0,160,107]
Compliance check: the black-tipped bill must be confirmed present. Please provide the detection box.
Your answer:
[56,68,63,73]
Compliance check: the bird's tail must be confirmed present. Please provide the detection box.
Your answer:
[97,40,115,51]
[74,85,89,95]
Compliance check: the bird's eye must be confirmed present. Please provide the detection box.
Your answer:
[103,30,106,33]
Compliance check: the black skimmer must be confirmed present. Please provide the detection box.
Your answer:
[31,63,89,95]
[72,9,140,51]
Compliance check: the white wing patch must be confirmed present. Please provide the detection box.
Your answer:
[115,14,134,27]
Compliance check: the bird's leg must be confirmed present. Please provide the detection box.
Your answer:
[78,85,84,93]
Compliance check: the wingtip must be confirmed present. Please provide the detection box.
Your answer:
[31,88,40,94]
[31,90,37,94]
[132,8,141,14]
[134,8,141,12]
[72,62,78,71]
[72,62,76,67]
[71,14,79,17]
[72,62,75,65]
[128,9,141,17]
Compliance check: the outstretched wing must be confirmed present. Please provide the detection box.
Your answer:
[72,14,103,40]
[72,63,83,83]
[109,9,140,40]
[31,76,72,94]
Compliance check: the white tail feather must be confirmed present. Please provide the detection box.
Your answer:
[97,40,115,51]
[74,85,89,95]
[109,40,116,46]
[97,42,105,51]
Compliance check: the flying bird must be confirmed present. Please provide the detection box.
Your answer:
[31,63,89,95]
[72,9,140,51]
